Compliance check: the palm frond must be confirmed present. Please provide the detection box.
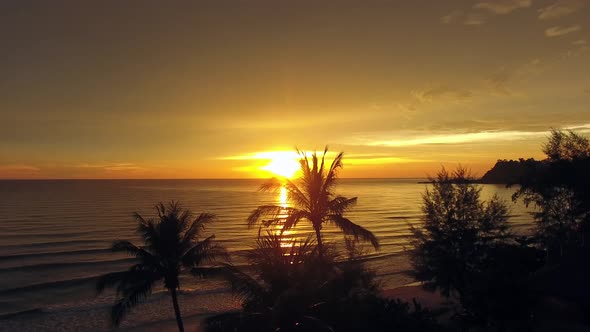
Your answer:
[328,215,380,249]
[284,179,310,208]
[111,240,159,266]
[223,263,267,304]
[182,234,228,267]
[259,177,283,192]
[111,240,142,255]
[134,213,159,249]
[96,271,129,294]
[328,196,357,215]
[323,151,343,194]
[282,209,309,232]
[247,205,287,228]
[110,278,153,326]
[182,212,215,245]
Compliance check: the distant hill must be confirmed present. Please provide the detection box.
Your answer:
[480,159,545,184]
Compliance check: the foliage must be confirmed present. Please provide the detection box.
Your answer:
[410,167,510,298]
[514,129,590,260]
[479,158,543,184]
[247,147,379,258]
[207,231,438,332]
[96,201,226,331]
[409,167,544,326]
[315,294,441,332]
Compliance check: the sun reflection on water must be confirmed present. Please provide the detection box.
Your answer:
[279,186,288,207]
[276,186,294,248]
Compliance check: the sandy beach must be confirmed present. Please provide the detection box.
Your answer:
[0,284,448,332]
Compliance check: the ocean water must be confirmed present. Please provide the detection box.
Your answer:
[0,179,534,331]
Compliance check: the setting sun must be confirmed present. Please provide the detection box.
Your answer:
[261,152,300,178]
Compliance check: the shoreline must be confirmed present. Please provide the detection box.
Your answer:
[0,283,447,332]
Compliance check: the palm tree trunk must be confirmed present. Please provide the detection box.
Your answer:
[170,288,184,332]
[315,226,324,259]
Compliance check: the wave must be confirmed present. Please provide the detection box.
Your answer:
[0,258,136,273]
[0,239,107,251]
[0,275,101,296]
[0,248,112,261]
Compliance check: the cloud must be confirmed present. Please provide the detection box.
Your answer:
[221,151,302,161]
[538,0,586,20]
[545,25,581,37]
[484,70,514,95]
[565,123,590,130]
[441,10,487,25]
[345,156,431,165]
[353,124,590,148]
[411,86,473,103]
[474,0,532,14]
[464,13,487,25]
[0,165,41,178]
[572,39,587,45]
[0,165,41,172]
[441,10,464,24]
[442,0,530,25]
[76,162,142,171]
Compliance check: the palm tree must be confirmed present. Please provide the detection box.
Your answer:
[247,147,379,258]
[208,232,335,332]
[97,201,227,332]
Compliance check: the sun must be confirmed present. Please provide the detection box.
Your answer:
[261,152,301,178]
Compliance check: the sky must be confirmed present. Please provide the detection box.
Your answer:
[1,0,589,179]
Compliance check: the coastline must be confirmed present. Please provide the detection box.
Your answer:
[0,283,446,332]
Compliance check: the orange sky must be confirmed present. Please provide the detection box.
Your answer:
[1,1,589,179]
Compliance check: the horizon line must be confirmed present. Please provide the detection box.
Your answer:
[0,177,431,181]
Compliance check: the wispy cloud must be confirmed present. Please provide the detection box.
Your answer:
[464,13,487,25]
[441,10,465,24]
[345,156,431,165]
[485,70,514,95]
[353,124,590,148]
[442,0,531,25]
[474,0,532,14]
[0,165,41,178]
[545,24,581,37]
[0,165,41,172]
[411,86,473,103]
[538,0,586,20]
[76,162,142,171]
[572,39,587,45]
[221,151,303,161]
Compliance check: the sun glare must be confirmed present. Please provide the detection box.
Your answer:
[261,152,300,178]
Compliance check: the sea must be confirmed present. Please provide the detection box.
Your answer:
[0,179,534,331]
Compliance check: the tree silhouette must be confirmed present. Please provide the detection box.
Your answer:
[247,147,379,258]
[409,168,512,318]
[210,232,335,331]
[207,231,434,332]
[514,129,590,260]
[97,201,227,331]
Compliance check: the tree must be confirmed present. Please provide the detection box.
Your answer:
[207,232,435,332]
[409,168,513,320]
[96,201,227,332]
[514,129,590,260]
[247,147,379,259]
[543,129,590,161]
[208,232,336,332]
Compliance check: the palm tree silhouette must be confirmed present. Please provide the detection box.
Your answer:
[211,231,335,332]
[247,147,379,258]
[97,201,227,332]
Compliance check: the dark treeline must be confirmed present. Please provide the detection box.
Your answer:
[96,130,590,332]
[479,158,544,184]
